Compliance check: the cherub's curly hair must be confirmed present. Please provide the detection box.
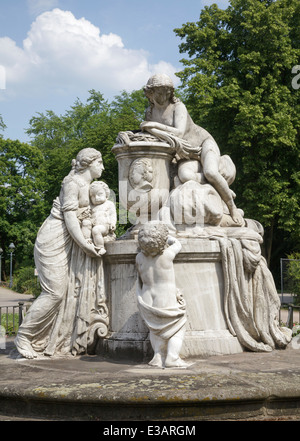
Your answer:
[138,222,169,255]
[89,180,110,199]
[129,158,153,187]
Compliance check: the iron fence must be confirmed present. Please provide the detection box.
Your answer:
[281,304,300,329]
[280,258,300,304]
[0,302,29,335]
[0,299,298,339]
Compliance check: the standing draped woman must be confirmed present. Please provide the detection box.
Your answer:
[15,148,109,359]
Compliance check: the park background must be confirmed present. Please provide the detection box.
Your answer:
[0,0,299,303]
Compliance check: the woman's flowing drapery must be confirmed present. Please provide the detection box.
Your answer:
[17,196,108,357]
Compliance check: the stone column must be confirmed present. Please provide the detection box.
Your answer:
[112,139,175,233]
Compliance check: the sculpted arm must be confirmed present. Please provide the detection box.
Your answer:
[173,102,189,137]
[64,211,100,257]
[136,255,143,296]
[141,103,188,139]
[166,236,182,260]
[108,201,117,230]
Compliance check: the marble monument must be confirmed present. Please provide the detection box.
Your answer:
[15,74,292,366]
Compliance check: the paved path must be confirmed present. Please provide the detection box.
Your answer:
[0,286,34,307]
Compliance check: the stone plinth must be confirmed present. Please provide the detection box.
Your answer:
[97,238,243,361]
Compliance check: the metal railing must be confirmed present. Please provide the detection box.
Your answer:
[281,303,300,329]
[1,300,298,336]
[0,302,28,335]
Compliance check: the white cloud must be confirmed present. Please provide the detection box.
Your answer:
[0,8,179,101]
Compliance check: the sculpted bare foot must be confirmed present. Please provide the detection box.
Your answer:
[165,356,189,368]
[149,353,163,368]
[231,209,245,226]
[95,246,106,256]
[14,335,38,359]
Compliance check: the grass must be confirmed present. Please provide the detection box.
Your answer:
[0,312,19,335]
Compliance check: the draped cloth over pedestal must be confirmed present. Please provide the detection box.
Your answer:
[214,230,292,352]
[140,127,202,161]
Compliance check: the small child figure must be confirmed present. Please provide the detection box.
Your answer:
[81,181,117,255]
[136,222,188,368]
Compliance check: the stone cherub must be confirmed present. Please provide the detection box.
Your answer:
[80,180,117,255]
[136,222,188,368]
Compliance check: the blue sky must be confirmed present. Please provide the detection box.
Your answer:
[0,0,229,142]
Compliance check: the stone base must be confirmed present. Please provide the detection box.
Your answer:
[97,238,243,361]
[97,336,152,363]
[181,330,243,358]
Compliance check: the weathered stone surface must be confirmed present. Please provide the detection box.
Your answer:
[1,338,300,421]
[101,238,243,360]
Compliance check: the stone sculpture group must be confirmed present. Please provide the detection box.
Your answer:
[15,74,292,366]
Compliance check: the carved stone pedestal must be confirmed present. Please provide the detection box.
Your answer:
[97,238,243,361]
[174,239,243,358]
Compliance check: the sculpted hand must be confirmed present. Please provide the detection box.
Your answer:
[84,242,102,258]
[167,235,176,245]
[230,189,236,199]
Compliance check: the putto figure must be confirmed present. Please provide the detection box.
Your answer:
[81,181,117,255]
[136,222,188,368]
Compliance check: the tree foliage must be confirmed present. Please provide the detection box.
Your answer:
[286,253,300,305]
[0,138,47,278]
[174,0,300,268]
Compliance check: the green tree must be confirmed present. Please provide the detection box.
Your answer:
[174,0,300,270]
[0,138,47,280]
[26,90,109,210]
[286,253,300,305]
